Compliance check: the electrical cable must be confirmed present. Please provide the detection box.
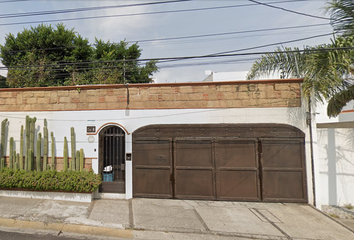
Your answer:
[0,0,193,19]
[0,0,330,27]
[248,0,330,20]
[1,23,330,54]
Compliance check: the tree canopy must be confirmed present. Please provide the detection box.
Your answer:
[247,0,354,117]
[0,23,158,88]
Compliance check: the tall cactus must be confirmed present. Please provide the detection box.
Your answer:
[16,153,19,171]
[51,132,55,170]
[28,149,33,171]
[76,150,80,171]
[63,137,68,172]
[43,119,48,171]
[80,148,84,172]
[20,125,24,170]
[36,133,41,172]
[13,151,17,171]
[25,116,30,171]
[70,127,75,171]
[1,118,8,161]
[30,117,36,156]
[0,158,4,170]
[9,137,13,169]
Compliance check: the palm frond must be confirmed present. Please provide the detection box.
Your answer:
[327,84,354,117]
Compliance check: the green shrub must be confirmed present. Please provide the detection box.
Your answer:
[0,169,101,193]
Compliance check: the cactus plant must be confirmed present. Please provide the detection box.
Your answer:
[28,149,33,171]
[80,148,84,171]
[63,137,68,172]
[71,127,75,171]
[43,119,48,171]
[20,125,24,170]
[76,150,80,171]
[51,132,55,170]
[36,133,41,172]
[13,151,17,171]
[16,153,19,171]
[30,117,36,155]
[9,137,13,169]
[0,158,4,170]
[25,116,30,171]
[1,118,8,161]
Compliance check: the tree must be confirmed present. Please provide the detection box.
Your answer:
[0,23,158,87]
[66,39,158,85]
[247,0,354,117]
[0,75,8,88]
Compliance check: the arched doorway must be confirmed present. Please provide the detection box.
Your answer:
[99,125,125,193]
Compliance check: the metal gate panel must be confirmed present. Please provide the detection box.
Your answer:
[174,138,216,200]
[215,139,260,201]
[260,138,307,202]
[133,139,173,198]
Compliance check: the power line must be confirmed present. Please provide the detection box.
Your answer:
[0,0,192,19]
[0,1,329,27]
[248,0,330,20]
[2,45,354,71]
[2,23,330,54]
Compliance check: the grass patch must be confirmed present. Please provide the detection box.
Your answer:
[343,204,354,210]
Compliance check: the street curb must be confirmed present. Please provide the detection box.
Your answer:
[0,217,133,239]
[309,205,354,234]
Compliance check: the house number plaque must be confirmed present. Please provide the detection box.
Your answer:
[87,126,96,133]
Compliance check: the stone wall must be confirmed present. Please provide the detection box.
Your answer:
[0,79,302,112]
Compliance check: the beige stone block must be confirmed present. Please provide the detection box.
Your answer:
[179,86,195,94]
[52,104,65,111]
[150,87,171,95]
[252,90,267,99]
[235,85,249,92]
[0,98,5,105]
[63,103,77,110]
[112,88,126,95]
[59,97,70,103]
[87,90,97,96]
[191,86,209,93]
[16,94,23,103]
[105,96,116,103]
[222,92,237,100]
[148,95,159,101]
[237,91,252,100]
[77,103,89,110]
[57,91,69,97]
[38,98,49,104]
[217,85,235,92]
[161,94,176,101]
[0,92,12,98]
[26,98,37,104]
[274,83,290,91]
[86,96,97,103]
[289,83,301,91]
[129,95,143,102]
[34,92,45,97]
[128,88,139,95]
[22,92,34,98]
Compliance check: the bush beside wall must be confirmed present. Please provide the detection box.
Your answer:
[0,169,101,193]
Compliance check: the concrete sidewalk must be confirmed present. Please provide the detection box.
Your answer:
[0,196,353,240]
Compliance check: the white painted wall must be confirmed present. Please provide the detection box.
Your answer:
[316,127,354,208]
[0,106,312,201]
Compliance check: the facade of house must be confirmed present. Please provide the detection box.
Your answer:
[0,79,315,203]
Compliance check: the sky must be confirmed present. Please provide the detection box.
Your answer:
[0,0,334,83]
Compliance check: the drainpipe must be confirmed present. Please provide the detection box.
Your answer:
[307,97,316,207]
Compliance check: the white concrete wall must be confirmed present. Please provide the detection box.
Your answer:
[316,127,354,208]
[0,106,312,201]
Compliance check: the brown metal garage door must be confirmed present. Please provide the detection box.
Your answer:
[132,124,307,203]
